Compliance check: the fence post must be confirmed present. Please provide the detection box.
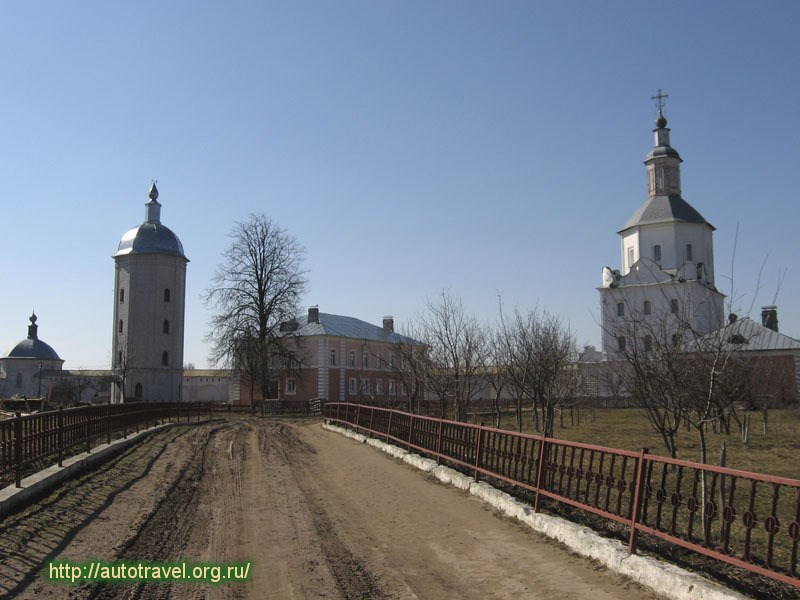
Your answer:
[85,409,91,454]
[387,410,393,443]
[474,426,484,482]
[533,434,548,513]
[58,407,64,467]
[435,419,443,465]
[355,404,361,434]
[106,404,112,445]
[14,412,23,488]
[408,414,414,451]
[628,447,649,555]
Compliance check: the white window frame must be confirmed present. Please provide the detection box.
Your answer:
[286,377,297,395]
[348,378,357,395]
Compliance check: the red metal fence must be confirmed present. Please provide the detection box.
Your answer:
[0,402,217,489]
[324,402,800,589]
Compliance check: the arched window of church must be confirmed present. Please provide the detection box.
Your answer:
[686,244,693,262]
[135,383,143,399]
[617,336,626,352]
[118,319,123,333]
[617,302,625,317]
[163,320,170,334]
[644,335,653,352]
[164,288,171,303]
[162,351,169,366]
[671,299,679,314]
[653,244,662,262]
[119,289,124,303]
[643,300,652,315]
[118,351,123,366]
[16,373,22,387]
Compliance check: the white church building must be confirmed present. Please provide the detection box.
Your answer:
[599,103,725,359]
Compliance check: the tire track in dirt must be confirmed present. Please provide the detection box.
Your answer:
[86,421,243,600]
[0,425,204,598]
[257,423,387,599]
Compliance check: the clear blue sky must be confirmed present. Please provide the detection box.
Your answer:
[1,1,798,369]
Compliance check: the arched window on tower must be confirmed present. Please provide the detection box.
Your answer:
[135,383,143,399]
[16,373,22,388]
[119,289,124,303]
[163,320,170,334]
[117,351,123,366]
[118,320,123,333]
[162,351,169,366]
[164,288,171,303]
[653,244,662,262]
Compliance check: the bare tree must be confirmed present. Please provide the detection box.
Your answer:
[111,341,137,403]
[485,327,508,428]
[204,214,307,407]
[497,305,578,436]
[385,328,428,413]
[418,291,487,421]
[610,294,752,465]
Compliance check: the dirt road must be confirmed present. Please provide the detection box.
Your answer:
[0,418,661,599]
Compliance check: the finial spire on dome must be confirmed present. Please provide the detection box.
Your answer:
[145,181,162,223]
[28,312,39,339]
[149,181,159,202]
[651,89,669,128]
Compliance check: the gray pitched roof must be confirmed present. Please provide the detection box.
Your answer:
[280,313,421,345]
[699,317,800,352]
[620,195,713,233]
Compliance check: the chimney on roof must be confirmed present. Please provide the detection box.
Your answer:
[382,316,394,332]
[728,313,738,324]
[761,306,778,332]
[308,305,320,324]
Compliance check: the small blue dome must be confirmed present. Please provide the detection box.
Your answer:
[7,337,62,361]
[5,313,62,361]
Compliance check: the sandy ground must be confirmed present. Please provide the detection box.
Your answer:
[0,417,663,599]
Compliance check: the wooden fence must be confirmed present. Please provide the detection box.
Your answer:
[325,402,800,589]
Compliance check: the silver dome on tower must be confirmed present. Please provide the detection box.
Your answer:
[113,183,187,259]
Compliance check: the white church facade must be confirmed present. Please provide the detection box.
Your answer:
[599,103,725,360]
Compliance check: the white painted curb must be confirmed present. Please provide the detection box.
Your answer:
[323,422,749,600]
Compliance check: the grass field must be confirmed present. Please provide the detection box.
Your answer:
[488,406,800,480]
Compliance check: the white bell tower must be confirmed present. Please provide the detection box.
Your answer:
[112,183,188,402]
[599,93,724,359]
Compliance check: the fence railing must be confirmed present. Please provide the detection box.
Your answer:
[324,402,800,589]
[0,402,217,490]
[257,398,323,415]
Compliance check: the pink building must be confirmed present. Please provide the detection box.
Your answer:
[235,307,424,407]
